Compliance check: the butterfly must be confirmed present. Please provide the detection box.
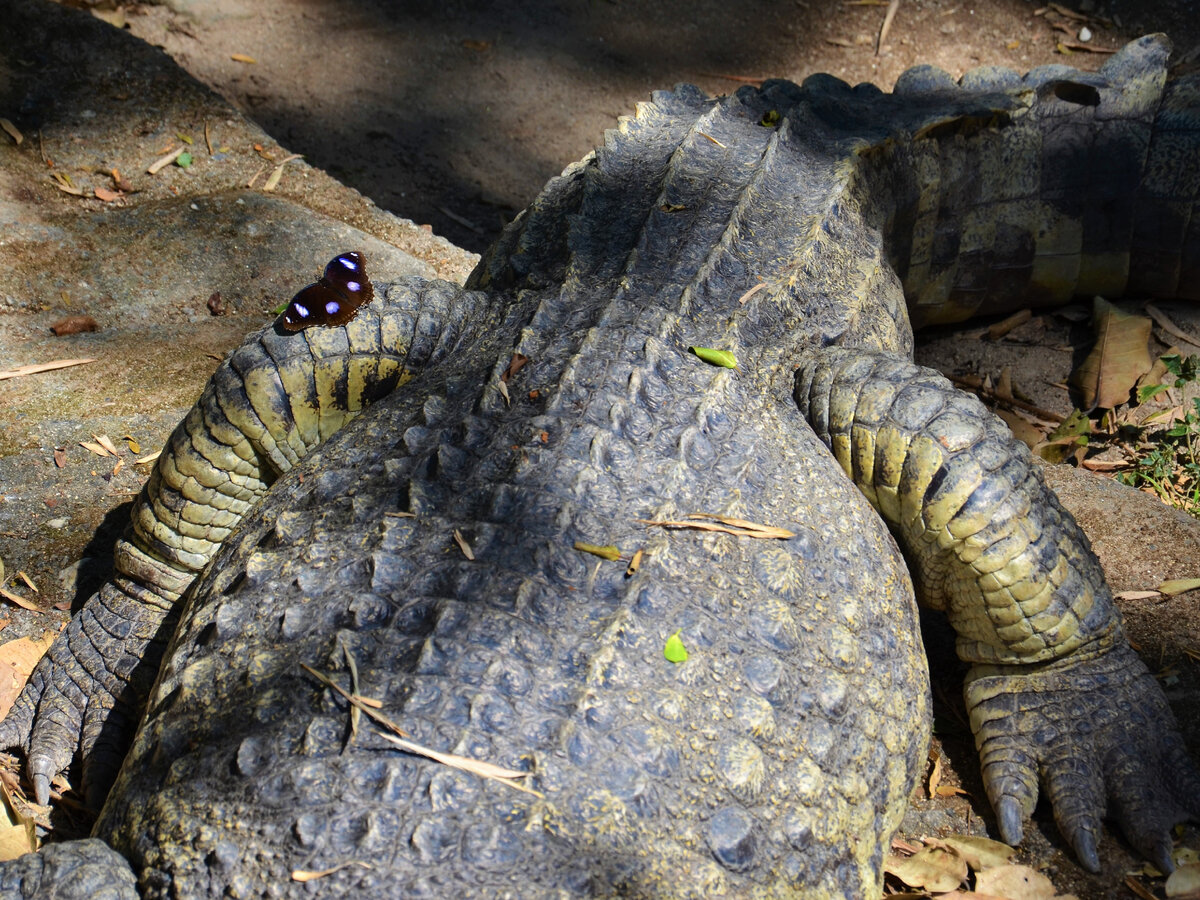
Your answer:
[279,251,373,331]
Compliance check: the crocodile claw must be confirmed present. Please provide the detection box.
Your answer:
[967,643,1200,873]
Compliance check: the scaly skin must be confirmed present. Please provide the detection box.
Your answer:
[1,35,1198,898]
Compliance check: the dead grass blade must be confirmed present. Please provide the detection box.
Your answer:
[302,662,542,797]
[1146,303,1200,349]
[0,359,96,381]
[875,0,901,54]
[636,513,794,539]
[374,731,542,797]
[300,663,409,738]
[291,861,372,882]
[263,153,303,192]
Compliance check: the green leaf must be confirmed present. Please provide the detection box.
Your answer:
[663,629,688,663]
[573,541,621,561]
[1137,383,1171,404]
[272,302,288,315]
[688,346,738,369]
[760,109,781,127]
[176,151,193,168]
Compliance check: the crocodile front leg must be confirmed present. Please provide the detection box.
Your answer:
[794,347,1200,873]
[0,275,487,808]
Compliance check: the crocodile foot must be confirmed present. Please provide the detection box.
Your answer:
[0,586,168,808]
[967,642,1200,873]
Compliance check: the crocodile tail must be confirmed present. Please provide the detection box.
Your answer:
[866,34,1199,326]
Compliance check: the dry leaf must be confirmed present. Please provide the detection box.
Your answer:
[262,153,303,192]
[93,186,121,202]
[1166,863,1200,898]
[942,834,1016,870]
[996,408,1043,450]
[0,588,39,613]
[974,864,1060,899]
[884,845,967,892]
[135,450,161,465]
[0,632,57,721]
[79,441,113,458]
[1157,578,1200,596]
[230,53,257,64]
[50,315,99,335]
[93,434,120,456]
[0,119,23,145]
[53,448,66,468]
[1069,297,1153,410]
[49,172,84,196]
[16,573,36,593]
[123,436,141,455]
[453,529,475,560]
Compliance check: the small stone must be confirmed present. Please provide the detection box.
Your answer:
[1078,26,1092,42]
[45,516,69,529]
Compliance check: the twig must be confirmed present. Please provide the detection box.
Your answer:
[876,0,901,55]
[1145,304,1200,349]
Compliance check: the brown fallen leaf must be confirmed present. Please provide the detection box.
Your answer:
[79,440,113,458]
[230,53,257,64]
[0,589,40,613]
[883,844,967,892]
[207,292,225,316]
[49,315,99,336]
[134,450,161,465]
[15,573,35,594]
[0,631,56,721]
[975,863,1071,899]
[53,448,66,468]
[1070,297,1153,410]
[93,186,122,203]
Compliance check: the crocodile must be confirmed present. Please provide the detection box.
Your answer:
[1,34,1198,899]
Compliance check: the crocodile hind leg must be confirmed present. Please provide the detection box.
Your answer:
[0,275,488,808]
[794,347,1200,873]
